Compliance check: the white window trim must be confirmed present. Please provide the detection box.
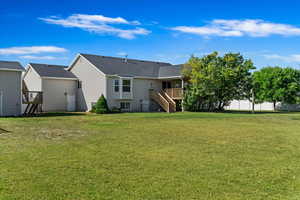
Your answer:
[122,79,131,93]
[119,77,133,99]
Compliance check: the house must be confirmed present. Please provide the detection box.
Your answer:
[68,53,184,112]
[0,61,24,116]
[23,63,78,112]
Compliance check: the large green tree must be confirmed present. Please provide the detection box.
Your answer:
[253,67,300,110]
[182,52,255,111]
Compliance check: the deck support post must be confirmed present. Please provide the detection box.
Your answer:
[181,79,184,112]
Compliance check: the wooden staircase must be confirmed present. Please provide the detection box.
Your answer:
[149,90,176,113]
[22,81,43,116]
[23,101,42,115]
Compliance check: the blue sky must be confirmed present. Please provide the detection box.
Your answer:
[1,0,300,69]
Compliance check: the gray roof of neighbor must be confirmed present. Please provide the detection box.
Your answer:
[30,63,77,79]
[0,60,24,71]
[80,53,182,78]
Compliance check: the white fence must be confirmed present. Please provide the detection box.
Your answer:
[225,100,300,111]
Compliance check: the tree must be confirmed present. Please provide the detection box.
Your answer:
[182,52,255,111]
[282,68,300,105]
[253,67,300,111]
[95,94,110,114]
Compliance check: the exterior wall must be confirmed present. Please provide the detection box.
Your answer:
[0,70,22,116]
[106,77,162,112]
[70,56,107,111]
[23,67,42,91]
[226,100,300,111]
[132,78,161,112]
[42,79,77,112]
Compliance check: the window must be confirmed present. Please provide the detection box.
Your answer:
[120,102,130,111]
[114,80,119,92]
[122,79,131,92]
[78,81,82,89]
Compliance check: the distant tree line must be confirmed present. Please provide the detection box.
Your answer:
[182,52,300,112]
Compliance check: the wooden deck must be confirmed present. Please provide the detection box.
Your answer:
[164,88,183,99]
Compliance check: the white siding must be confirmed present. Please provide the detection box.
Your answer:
[131,79,161,112]
[106,77,161,112]
[42,79,77,112]
[0,70,22,116]
[23,67,42,91]
[70,56,107,111]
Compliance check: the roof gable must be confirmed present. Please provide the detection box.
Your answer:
[29,63,77,79]
[80,53,174,78]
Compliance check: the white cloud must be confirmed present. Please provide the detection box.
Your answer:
[171,19,300,37]
[263,54,300,62]
[39,14,150,39]
[116,52,128,56]
[0,46,67,55]
[19,55,66,60]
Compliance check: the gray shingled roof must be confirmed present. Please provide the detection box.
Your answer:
[80,53,181,78]
[30,63,77,79]
[0,60,24,71]
[159,64,183,78]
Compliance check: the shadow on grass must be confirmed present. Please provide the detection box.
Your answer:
[25,112,87,118]
[14,110,300,119]
[0,128,10,133]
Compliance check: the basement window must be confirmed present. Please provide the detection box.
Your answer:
[120,102,130,111]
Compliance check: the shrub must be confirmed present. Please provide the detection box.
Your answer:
[95,94,110,114]
[90,104,96,113]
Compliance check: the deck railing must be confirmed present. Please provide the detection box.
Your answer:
[164,88,183,99]
[161,91,176,112]
[22,91,43,104]
[149,90,171,112]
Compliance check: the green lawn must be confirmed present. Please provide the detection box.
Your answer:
[1,112,300,200]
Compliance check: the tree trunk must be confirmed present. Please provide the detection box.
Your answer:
[273,101,276,112]
[218,102,222,111]
[251,90,255,114]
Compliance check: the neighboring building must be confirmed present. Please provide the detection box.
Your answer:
[225,100,300,111]
[0,61,24,116]
[23,63,78,112]
[68,53,183,112]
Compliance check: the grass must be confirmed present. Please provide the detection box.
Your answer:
[1,112,300,200]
